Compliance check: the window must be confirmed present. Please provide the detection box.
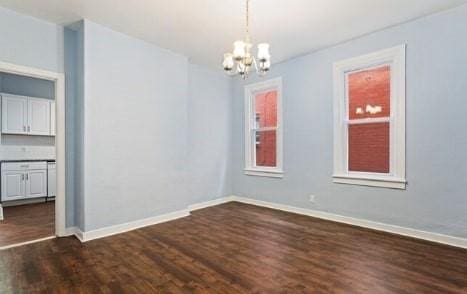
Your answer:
[244,78,283,178]
[333,45,406,189]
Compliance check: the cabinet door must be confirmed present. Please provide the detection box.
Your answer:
[26,170,47,198]
[28,98,50,135]
[2,95,28,134]
[1,171,26,201]
[50,101,56,136]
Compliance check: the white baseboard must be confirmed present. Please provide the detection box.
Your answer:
[75,209,190,242]
[73,228,84,242]
[0,204,3,221]
[188,196,234,211]
[229,196,467,249]
[64,226,79,237]
[0,236,55,250]
[68,195,467,249]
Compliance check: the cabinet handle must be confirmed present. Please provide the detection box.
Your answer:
[27,126,31,132]
[21,174,24,181]
[25,173,28,181]
[23,126,26,132]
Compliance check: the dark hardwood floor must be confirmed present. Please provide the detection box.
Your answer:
[0,201,55,248]
[0,201,466,293]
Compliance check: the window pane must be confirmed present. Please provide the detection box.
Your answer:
[255,90,277,128]
[255,130,276,167]
[348,123,389,173]
[348,65,390,120]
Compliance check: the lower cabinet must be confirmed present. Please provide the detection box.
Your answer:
[2,171,26,201]
[25,170,48,198]
[1,162,48,202]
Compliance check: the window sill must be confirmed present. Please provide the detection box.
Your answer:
[333,174,406,189]
[244,168,284,178]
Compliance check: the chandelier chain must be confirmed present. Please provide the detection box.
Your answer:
[246,0,250,41]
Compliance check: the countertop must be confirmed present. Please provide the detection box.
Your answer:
[0,159,55,163]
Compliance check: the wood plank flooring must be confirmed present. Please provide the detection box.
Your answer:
[0,201,466,293]
[0,201,55,248]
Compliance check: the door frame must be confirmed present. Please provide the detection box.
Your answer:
[0,61,66,237]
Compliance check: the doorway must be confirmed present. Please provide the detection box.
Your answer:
[0,61,65,249]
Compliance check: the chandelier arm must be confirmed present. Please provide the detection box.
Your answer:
[252,56,259,73]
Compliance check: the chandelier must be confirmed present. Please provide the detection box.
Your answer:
[222,0,271,79]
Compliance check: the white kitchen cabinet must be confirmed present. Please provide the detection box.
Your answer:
[50,101,56,136]
[1,93,54,136]
[1,161,48,202]
[28,98,51,135]
[25,170,48,198]
[1,171,26,201]
[1,94,28,135]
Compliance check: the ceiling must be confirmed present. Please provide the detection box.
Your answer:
[1,0,466,69]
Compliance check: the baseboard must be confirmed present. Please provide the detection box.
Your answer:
[73,228,85,242]
[0,204,3,221]
[0,236,55,250]
[229,196,467,249]
[66,195,467,249]
[188,196,235,211]
[63,226,84,242]
[75,209,190,242]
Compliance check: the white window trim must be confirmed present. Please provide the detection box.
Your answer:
[244,77,283,178]
[333,45,406,189]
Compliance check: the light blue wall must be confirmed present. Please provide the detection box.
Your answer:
[64,27,77,228]
[232,4,467,238]
[73,22,86,230]
[0,7,64,73]
[80,21,232,231]
[187,64,233,204]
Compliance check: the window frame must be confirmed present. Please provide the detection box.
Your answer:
[333,45,406,189]
[244,77,283,178]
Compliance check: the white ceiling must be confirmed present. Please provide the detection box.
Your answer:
[1,0,466,69]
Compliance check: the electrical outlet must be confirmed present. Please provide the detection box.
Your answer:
[309,195,316,203]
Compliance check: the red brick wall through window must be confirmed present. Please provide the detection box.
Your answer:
[348,123,390,173]
[255,91,277,167]
[348,66,390,120]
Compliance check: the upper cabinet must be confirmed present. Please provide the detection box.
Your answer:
[28,98,50,135]
[1,93,55,136]
[2,95,28,134]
